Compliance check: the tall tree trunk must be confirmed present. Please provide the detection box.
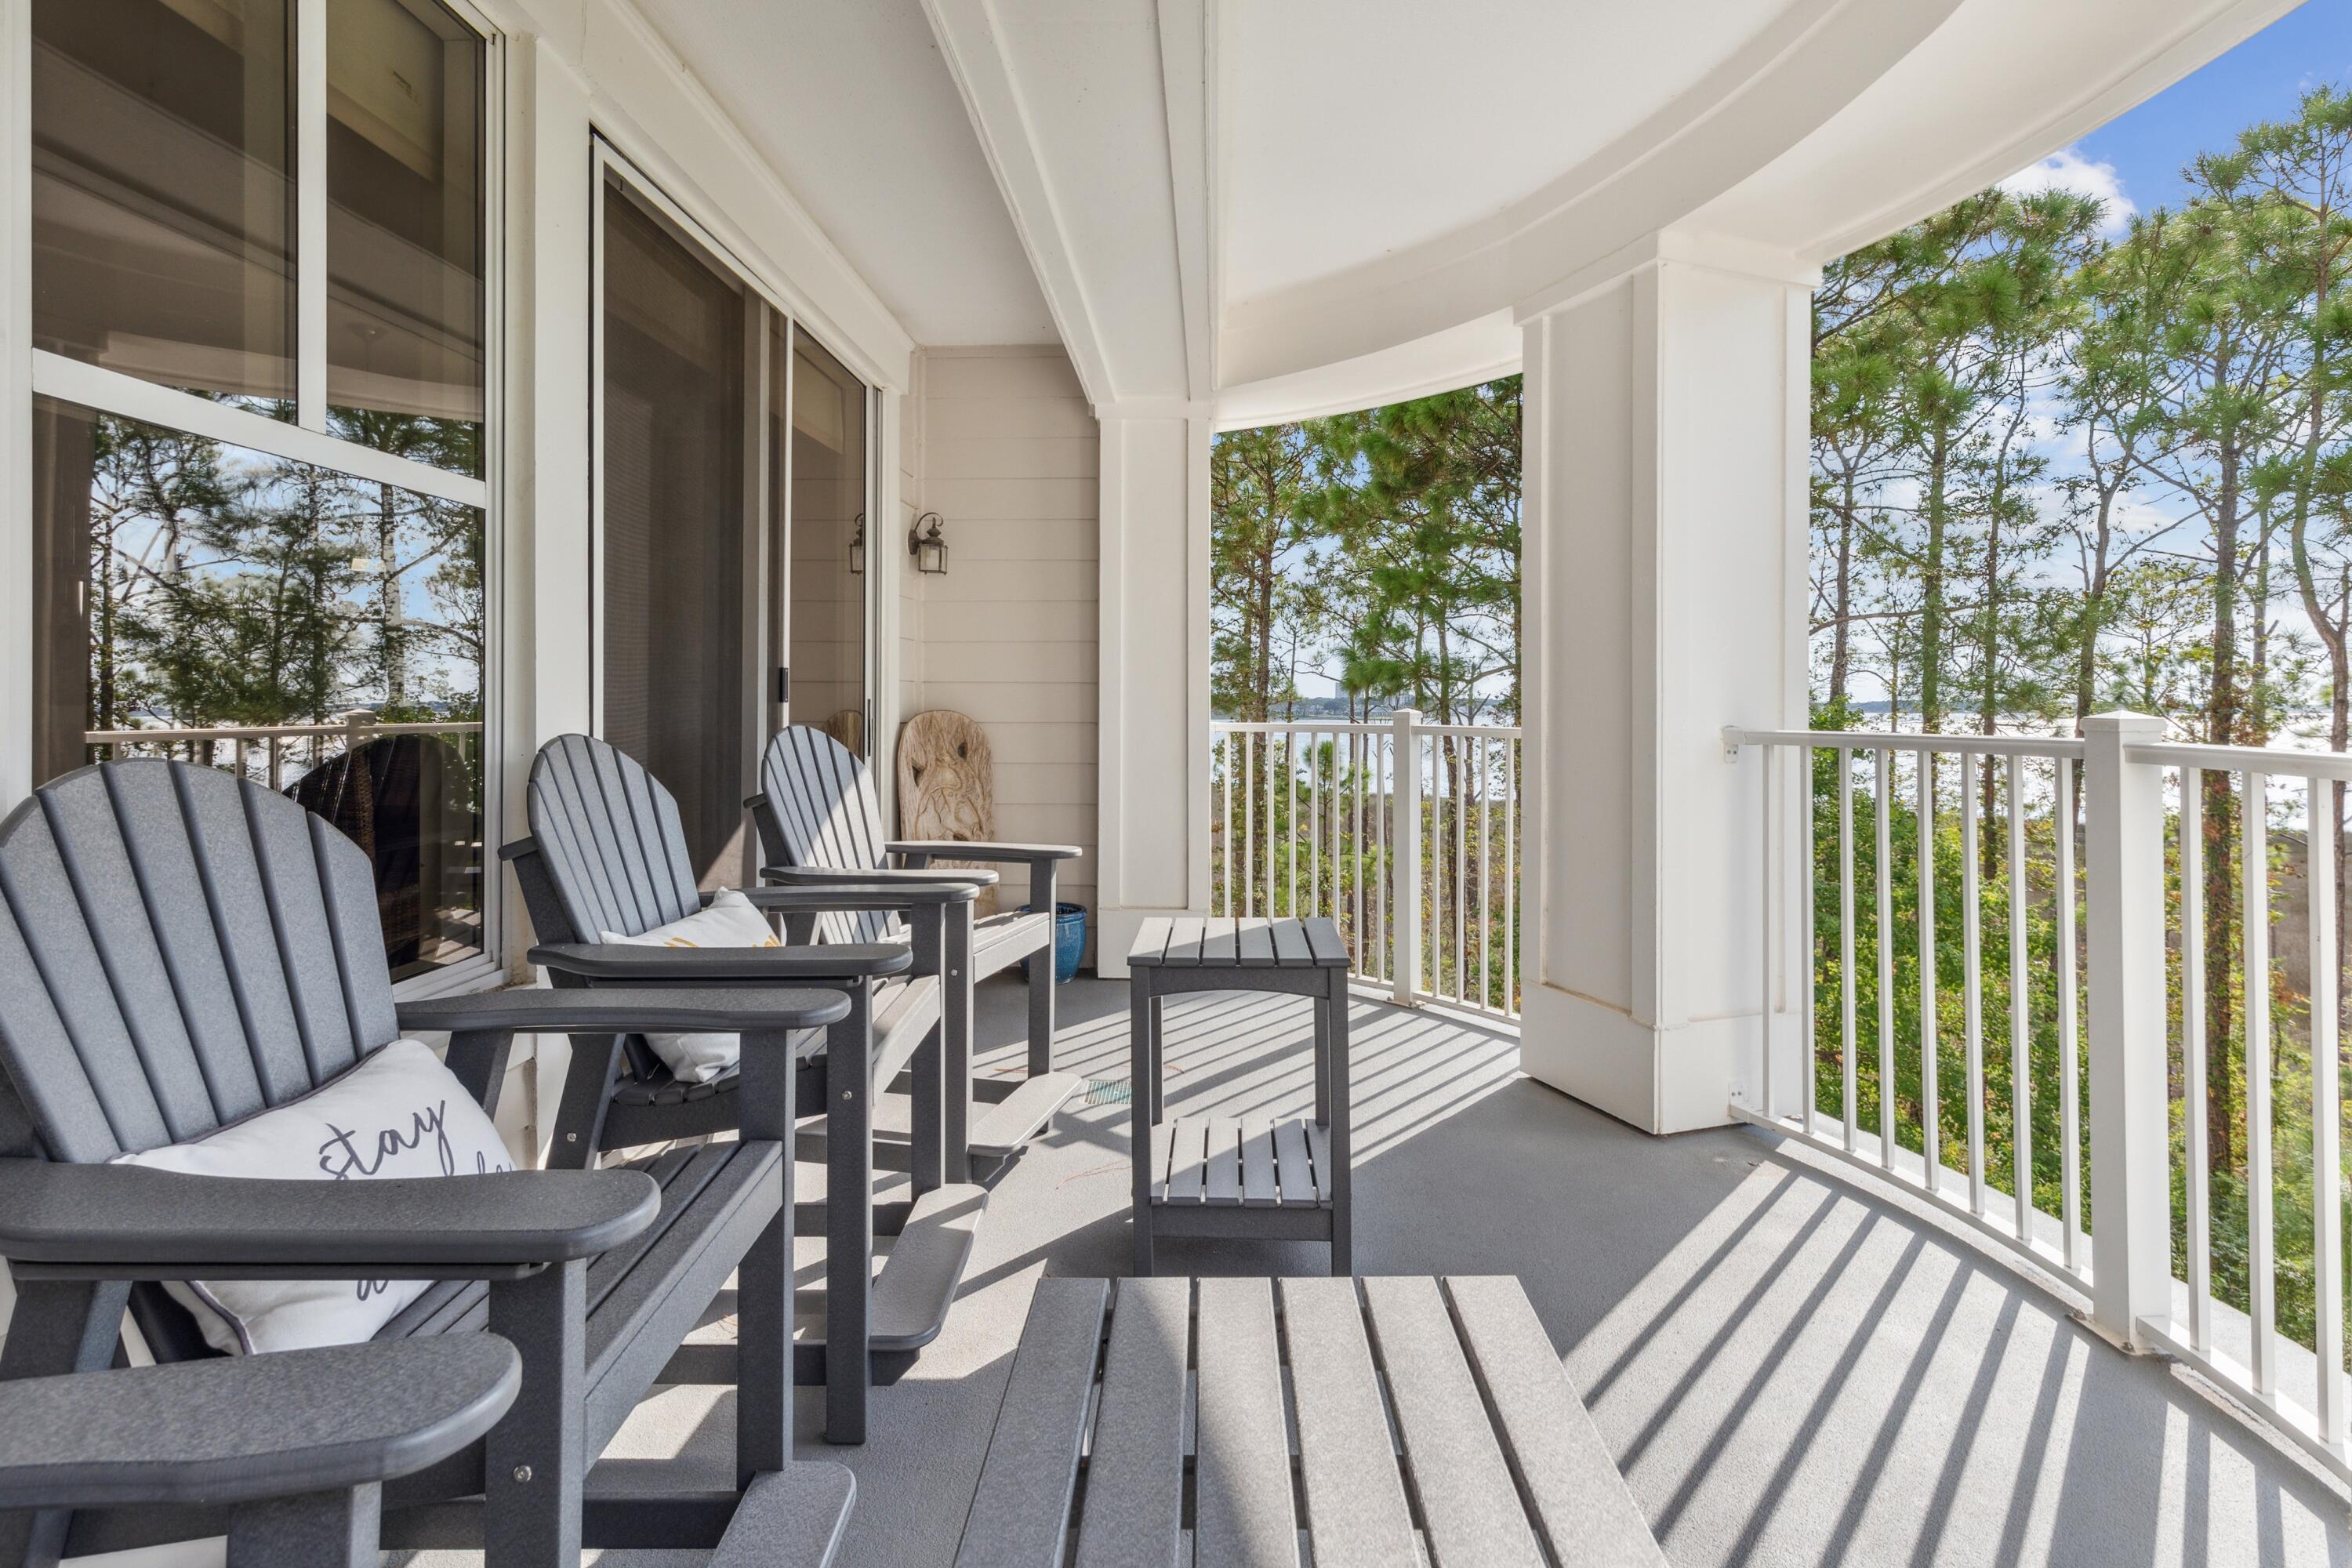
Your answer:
[2205,410,2243,1172]
[1830,470,1857,705]
[1920,424,1951,733]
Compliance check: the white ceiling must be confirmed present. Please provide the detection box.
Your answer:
[1218,0,1795,308]
[627,0,1055,347]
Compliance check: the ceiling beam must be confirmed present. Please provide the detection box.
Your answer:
[1155,0,1215,402]
[920,0,1116,405]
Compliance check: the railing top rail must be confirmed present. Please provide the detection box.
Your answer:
[85,720,485,743]
[2125,739,2352,781]
[1731,727,2085,760]
[1212,719,1522,738]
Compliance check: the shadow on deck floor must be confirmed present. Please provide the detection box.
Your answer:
[418,977,2352,1567]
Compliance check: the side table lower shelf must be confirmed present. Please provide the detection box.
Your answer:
[1140,1113,1342,1249]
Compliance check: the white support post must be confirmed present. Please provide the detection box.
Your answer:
[1515,237,1815,1131]
[1391,708,1423,1005]
[2082,711,2171,1348]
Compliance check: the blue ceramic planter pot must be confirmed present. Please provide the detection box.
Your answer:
[1020,902,1087,983]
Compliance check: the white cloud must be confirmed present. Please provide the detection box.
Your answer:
[2000,147,2136,237]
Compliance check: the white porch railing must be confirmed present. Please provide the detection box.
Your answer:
[85,712,485,790]
[1733,715,2352,1483]
[1210,711,1521,1018]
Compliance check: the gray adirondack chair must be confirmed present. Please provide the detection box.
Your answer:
[0,759,862,1566]
[751,724,1083,1178]
[0,1335,519,1567]
[503,732,986,1445]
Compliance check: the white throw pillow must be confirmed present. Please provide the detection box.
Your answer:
[600,887,780,1084]
[113,1039,513,1356]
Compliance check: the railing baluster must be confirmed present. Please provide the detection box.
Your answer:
[1963,753,1984,1217]
[1506,735,1519,1014]
[1242,731,1255,918]
[1762,740,1776,1122]
[1285,731,1298,919]
[1479,735,1493,1011]
[2313,772,2343,1444]
[2183,770,2209,1352]
[2246,768,2276,1396]
[1374,731,1387,982]
[1221,732,1233,915]
[1310,731,1323,921]
[1353,732,1367,974]
[1803,744,1818,1138]
[1920,751,1940,1194]
[2057,754,2082,1273]
[1877,746,1896,1172]
[2008,754,2031,1243]
[1840,746,1857,1153]
[1449,732,1458,999]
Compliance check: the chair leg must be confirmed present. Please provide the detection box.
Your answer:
[943,903,975,1182]
[1131,977,1155,1278]
[485,1261,586,1568]
[737,1029,798,1483]
[1028,862,1058,1077]
[913,904,951,1192]
[227,1485,378,1568]
[826,985,875,1444]
[0,1279,129,1568]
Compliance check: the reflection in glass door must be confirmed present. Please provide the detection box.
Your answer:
[597,176,749,886]
[784,330,870,757]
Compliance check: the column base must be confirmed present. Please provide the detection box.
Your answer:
[1519,987,1752,1135]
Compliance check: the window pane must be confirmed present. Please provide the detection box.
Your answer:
[600,183,747,885]
[31,0,296,412]
[787,328,869,757]
[326,0,485,476]
[32,395,489,982]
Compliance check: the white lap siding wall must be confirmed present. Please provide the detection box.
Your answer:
[907,346,1100,958]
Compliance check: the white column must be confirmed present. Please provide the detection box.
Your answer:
[1517,235,1814,1134]
[1096,406,1214,977]
[2082,710,2171,1345]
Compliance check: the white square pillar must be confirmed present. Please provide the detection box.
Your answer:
[1518,238,1814,1132]
[1096,408,1214,976]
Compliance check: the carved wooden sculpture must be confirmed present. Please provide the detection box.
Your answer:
[897,709,999,916]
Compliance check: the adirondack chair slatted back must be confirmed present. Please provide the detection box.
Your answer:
[757,727,896,946]
[524,735,702,945]
[0,760,397,1165]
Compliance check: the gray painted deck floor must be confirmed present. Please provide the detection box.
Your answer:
[418,978,2352,1567]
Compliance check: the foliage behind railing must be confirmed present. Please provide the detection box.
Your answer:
[1210,713,1521,1017]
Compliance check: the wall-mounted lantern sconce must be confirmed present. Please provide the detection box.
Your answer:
[849,513,866,575]
[909,510,949,575]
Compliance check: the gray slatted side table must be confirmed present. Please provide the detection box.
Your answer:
[953,1275,1669,1568]
[1127,916,1353,1276]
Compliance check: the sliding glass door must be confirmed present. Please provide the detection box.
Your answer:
[595,152,876,887]
[597,176,750,886]
[785,328,869,757]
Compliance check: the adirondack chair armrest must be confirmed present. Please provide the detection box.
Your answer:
[887,840,1083,865]
[0,1160,660,1273]
[528,941,915,982]
[735,880,979,911]
[760,864,998,889]
[0,1336,521,1510]
[397,984,852,1036]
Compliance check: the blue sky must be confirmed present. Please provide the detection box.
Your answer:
[2058,2,2352,217]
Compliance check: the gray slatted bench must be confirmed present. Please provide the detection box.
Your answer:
[1127,916,1353,1275]
[953,1275,1668,1568]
